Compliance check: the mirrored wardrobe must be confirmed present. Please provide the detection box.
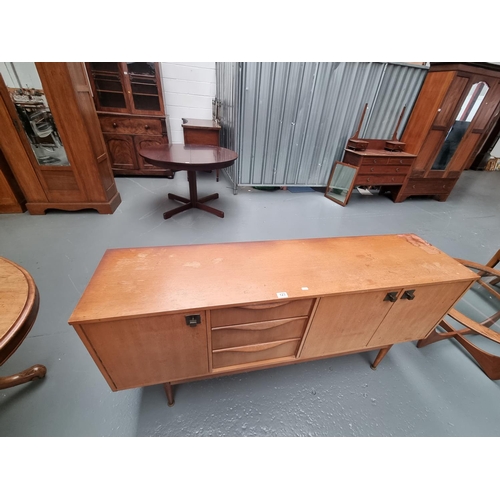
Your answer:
[0,63,121,214]
[387,63,500,202]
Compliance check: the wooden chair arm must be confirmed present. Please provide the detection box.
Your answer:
[447,308,500,344]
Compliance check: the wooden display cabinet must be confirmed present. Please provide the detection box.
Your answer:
[85,62,171,177]
[0,63,121,215]
[69,234,477,406]
[389,63,500,202]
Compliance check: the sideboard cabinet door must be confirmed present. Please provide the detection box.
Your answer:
[299,290,396,359]
[79,312,209,390]
[366,281,471,347]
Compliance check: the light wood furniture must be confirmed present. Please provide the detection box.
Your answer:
[0,148,26,213]
[417,253,500,379]
[138,145,238,219]
[0,256,46,390]
[389,62,500,202]
[86,63,172,177]
[0,64,121,215]
[69,234,477,406]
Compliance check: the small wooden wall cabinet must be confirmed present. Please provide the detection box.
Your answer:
[68,234,477,405]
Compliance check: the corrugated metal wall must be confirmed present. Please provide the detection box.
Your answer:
[216,62,427,188]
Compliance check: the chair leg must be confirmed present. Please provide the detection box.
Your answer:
[454,335,500,380]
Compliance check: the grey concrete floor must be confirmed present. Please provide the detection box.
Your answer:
[1,170,500,437]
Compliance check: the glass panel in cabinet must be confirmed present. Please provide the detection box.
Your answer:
[431,81,489,171]
[126,62,156,77]
[0,62,70,166]
[88,62,127,110]
[88,62,121,74]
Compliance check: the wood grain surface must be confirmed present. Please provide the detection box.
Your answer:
[69,234,477,325]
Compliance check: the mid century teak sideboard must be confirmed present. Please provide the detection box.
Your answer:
[68,234,477,406]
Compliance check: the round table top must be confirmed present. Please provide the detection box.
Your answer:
[138,144,238,171]
[0,257,38,364]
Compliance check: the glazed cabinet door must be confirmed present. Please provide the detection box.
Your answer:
[299,290,396,359]
[366,281,471,347]
[79,312,209,390]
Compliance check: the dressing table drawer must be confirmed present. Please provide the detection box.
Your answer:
[356,174,407,185]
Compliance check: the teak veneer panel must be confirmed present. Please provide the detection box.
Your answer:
[69,234,476,325]
[80,313,209,390]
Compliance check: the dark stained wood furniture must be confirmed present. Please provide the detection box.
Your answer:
[342,104,417,194]
[0,148,26,213]
[0,64,121,215]
[182,118,221,181]
[0,256,46,390]
[68,234,477,406]
[86,63,173,178]
[138,144,238,219]
[417,252,500,379]
[389,62,500,202]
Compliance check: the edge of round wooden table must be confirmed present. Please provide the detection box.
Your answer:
[0,256,46,390]
[138,144,238,219]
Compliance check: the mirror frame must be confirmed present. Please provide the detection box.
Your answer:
[325,161,359,207]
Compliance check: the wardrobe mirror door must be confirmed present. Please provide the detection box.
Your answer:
[0,62,70,167]
[431,81,489,171]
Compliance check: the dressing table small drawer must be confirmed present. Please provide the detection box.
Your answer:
[359,158,391,166]
[356,174,407,185]
[388,158,414,166]
[359,164,410,175]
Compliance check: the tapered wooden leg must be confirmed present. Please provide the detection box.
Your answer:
[370,346,392,370]
[0,364,47,390]
[164,382,175,406]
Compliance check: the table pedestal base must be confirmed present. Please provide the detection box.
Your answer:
[163,170,224,219]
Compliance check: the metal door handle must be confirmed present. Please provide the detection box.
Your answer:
[384,292,398,302]
[401,290,415,300]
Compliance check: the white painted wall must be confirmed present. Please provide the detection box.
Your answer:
[160,62,216,144]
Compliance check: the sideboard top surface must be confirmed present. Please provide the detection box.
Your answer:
[68,234,477,324]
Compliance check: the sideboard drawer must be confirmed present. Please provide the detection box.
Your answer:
[212,317,308,350]
[356,174,407,185]
[99,116,162,136]
[212,339,300,369]
[211,299,314,327]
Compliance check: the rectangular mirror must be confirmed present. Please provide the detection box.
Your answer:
[325,161,359,206]
[0,62,70,166]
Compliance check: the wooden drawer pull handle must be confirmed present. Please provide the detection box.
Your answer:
[237,301,290,310]
[213,317,302,332]
[145,124,150,129]
[112,122,118,128]
[396,167,400,172]
[214,339,297,354]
